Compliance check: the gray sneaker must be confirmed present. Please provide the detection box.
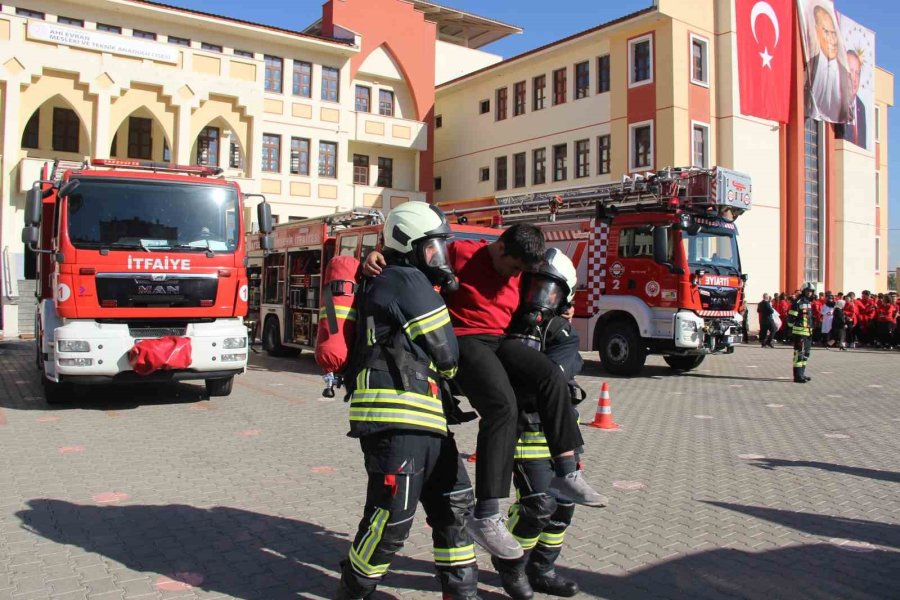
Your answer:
[550,470,608,507]
[467,515,524,560]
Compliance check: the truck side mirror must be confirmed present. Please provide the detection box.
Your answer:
[25,184,42,225]
[257,201,274,234]
[58,179,80,198]
[653,226,684,275]
[260,235,273,251]
[22,225,39,246]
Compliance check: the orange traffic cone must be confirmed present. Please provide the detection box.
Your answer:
[588,382,620,430]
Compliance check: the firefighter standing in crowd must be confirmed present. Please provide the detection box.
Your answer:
[493,248,587,600]
[788,282,815,384]
[337,202,478,600]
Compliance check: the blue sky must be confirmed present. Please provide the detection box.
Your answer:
[171,0,898,271]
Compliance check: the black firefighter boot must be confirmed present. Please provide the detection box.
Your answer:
[335,561,374,599]
[491,556,534,600]
[527,569,579,597]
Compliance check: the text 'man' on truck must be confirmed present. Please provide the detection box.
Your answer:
[23,159,254,403]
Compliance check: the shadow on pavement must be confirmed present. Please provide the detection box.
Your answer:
[580,360,789,383]
[704,501,900,551]
[751,458,900,483]
[16,500,456,599]
[558,543,900,599]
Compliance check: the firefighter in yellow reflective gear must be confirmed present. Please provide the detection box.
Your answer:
[788,282,815,384]
[492,249,603,599]
[337,202,479,599]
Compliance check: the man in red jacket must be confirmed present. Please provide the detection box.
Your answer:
[843,293,858,347]
[875,296,897,348]
[365,224,605,561]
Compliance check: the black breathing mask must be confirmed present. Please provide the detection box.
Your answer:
[518,273,568,329]
[416,237,459,293]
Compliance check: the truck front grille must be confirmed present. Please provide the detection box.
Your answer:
[128,326,187,339]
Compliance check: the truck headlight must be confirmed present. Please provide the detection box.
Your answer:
[680,321,698,333]
[59,358,93,367]
[223,337,247,349]
[58,340,90,352]
[220,353,247,362]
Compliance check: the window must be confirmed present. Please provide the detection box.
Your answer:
[127,116,151,159]
[875,237,881,271]
[618,228,655,259]
[339,235,359,257]
[290,137,310,176]
[16,8,44,19]
[875,173,880,207]
[133,29,156,40]
[319,141,337,178]
[355,85,371,112]
[875,106,881,142]
[479,99,490,114]
[575,139,590,178]
[379,90,394,116]
[52,108,80,153]
[479,167,490,182]
[377,157,393,188]
[553,68,567,105]
[691,35,709,85]
[598,135,611,175]
[200,42,222,53]
[575,61,590,99]
[496,87,508,121]
[692,123,709,168]
[293,61,312,97]
[513,81,526,116]
[597,55,611,93]
[264,56,283,93]
[97,23,121,34]
[22,112,39,149]
[533,75,546,111]
[513,153,526,188]
[533,148,546,185]
[110,133,119,158]
[353,154,370,185]
[234,49,254,58]
[58,16,84,27]
[322,67,340,102]
[163,139,170,162]
[436,115,443,128]
[230,141,242,169]
[630,121,653,170]
[495,156,508,191]
[361,233,379,259]
[262,134,281,172]
[434,177,442,191]
[553,144,567,182]
[168,35,190,46]
[629,35,653,86]
[196,126,220,167]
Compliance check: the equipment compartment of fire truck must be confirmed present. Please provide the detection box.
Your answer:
[23,158,255,403]
[441,167,752,375]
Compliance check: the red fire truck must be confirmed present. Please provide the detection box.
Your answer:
[246,211,499,355]
[22,159,255,402]
[441,167,752,375]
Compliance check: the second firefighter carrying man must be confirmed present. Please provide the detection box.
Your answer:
[337,202,479,599]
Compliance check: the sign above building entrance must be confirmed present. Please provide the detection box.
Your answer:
[27,21,180,64]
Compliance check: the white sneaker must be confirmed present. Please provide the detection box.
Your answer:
[466,515,523,560]
[550,470,608,507]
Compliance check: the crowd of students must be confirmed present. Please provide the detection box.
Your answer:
[757,289,900,350]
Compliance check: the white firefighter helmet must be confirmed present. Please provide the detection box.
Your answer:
[801,281,816,294]
[539,247,578,304]
[383,201,452,254]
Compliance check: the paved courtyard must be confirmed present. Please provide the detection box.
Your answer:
[0,340,898,600]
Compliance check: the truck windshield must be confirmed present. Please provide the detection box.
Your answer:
[682,232,741,275]
[66,178,239,253]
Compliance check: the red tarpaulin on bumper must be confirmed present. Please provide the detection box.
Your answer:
[128,336,193,375]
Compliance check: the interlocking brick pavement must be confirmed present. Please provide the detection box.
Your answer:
[1,340,898,599]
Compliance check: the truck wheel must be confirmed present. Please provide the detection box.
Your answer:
[599,322,647,376]
[664,354,706,372]
[205,376,234,397]
[262,317,287,356]
[43,377,71,405]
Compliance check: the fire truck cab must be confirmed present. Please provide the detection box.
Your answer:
[442,167,751,375]
[23,159,253,402]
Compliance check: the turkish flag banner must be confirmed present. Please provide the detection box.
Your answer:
[737,0,794,122]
